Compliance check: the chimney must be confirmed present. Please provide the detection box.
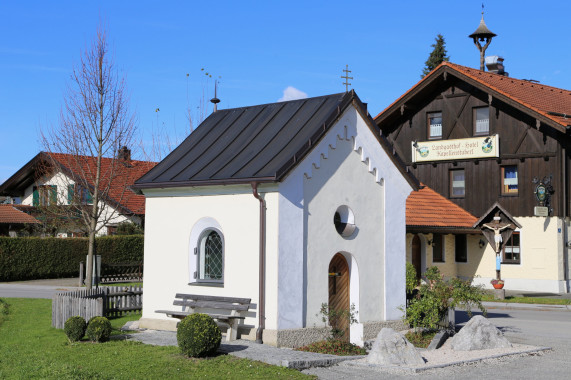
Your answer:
[118,146,131,162]
[485,56,508,76]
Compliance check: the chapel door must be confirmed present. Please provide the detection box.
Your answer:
[328,253,350,342]
[412,235,421,281]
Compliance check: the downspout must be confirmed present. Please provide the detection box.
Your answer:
[563,147,569,293]
[251,182,266,343]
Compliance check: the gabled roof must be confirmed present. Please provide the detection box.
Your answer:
[135,91,418,190]
[0,205,40,225]
[0,152,156,215]
[376,61,571,133]
[406,184,477,231]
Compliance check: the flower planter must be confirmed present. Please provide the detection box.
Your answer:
[492,283,504,289]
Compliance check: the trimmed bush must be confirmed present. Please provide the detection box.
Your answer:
[0,235,143,281]
[177,314,221,357]
[64,316,87,342]
[86,316,112,343]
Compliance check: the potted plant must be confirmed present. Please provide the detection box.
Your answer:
[490,279,505,289]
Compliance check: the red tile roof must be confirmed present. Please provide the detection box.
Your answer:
[444,62,571,128]
[49,153,156,215]
[406,184,477,229]
[0,205,40,224]
[377,62,571,130]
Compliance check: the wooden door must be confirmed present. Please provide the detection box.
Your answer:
[328,253,350,341]
[412,235,421,281]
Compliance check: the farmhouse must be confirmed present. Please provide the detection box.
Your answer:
[0,150,155,236]
[134,91,419,346]
[376,60,571,293]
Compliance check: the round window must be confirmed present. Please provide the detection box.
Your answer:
[333,205,356,237]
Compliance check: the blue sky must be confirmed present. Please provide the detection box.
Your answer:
[1,1,571,184]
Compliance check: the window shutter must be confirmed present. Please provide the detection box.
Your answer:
[32,186,39,206]
[50,185,57,205]
[68,184,75,204]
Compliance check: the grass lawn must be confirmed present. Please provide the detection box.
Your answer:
[0,298,313,379]
[482,293,571,305]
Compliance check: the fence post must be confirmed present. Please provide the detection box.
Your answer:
[79,261,84,287]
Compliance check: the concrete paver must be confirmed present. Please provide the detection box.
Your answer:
[125,330,361,370]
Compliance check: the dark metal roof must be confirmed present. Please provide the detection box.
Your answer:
[135,91,420,190]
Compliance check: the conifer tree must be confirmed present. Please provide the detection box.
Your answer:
[422,34,450,78]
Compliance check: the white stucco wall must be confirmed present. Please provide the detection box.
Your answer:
[277,106,413,330]
[407,217,568,293]
[141,185,279,330]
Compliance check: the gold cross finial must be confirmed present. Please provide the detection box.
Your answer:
[341,64,353,92]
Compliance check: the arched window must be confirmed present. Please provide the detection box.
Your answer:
[197,229,224,281]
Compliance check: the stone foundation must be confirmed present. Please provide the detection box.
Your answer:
[363,320,408,340]
[138,318,406,348]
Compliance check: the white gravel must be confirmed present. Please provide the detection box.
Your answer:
[345,341,550,373]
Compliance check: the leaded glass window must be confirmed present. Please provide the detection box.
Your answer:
[198,230,223,281]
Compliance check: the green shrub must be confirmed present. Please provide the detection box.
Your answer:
[402,266,487,330]
[318,303,358,340]
[64,316,87,342]
[405,262,418,294]
[86,316,112,343]
[177,314,221,357]
[0,235,143,281]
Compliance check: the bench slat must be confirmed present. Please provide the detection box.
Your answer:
[173,300,250,311]
[155,310,245,320]
[174,293,251,304]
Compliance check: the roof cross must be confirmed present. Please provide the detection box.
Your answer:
[341,64,353,92]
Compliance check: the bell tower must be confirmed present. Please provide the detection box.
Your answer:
[469,8,497,71]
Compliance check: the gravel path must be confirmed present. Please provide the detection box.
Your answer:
[124,329,362,370]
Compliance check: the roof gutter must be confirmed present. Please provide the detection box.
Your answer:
[132,177,276,194]
[251,182,266,344]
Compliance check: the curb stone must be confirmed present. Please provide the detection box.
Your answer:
[342,346,551,373]
[482,302,571,312]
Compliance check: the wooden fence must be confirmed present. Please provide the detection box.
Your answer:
[52,285,143,329]
[79,261,143,286]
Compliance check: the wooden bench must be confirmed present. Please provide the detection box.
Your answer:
[156,294,251,342]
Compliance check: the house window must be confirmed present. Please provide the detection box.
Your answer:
[455,235,467,263]
[503,232,521,264]
[501,166,518,195]
[474,107,490,135]
[432,234,444,262]
[68,184,93,205]
[450,169,465,198]
[428,112,443,139]
[197,229,224,282]
[33,185,57,206]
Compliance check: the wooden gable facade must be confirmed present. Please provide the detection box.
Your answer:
[376,62,571,220]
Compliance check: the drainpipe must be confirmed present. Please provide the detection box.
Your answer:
[563,147,569,293]
[251,182,266,343]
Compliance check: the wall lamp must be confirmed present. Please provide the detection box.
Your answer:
[427,239,433,247]
[479,239,486,249]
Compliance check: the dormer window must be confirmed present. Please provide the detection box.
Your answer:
[428,112,442,140]
[474,107,489,135]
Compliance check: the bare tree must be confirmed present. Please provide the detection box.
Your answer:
[41,27,136,289]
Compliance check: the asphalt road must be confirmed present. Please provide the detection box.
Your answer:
[0,279,82,299]
[303,308,571,379]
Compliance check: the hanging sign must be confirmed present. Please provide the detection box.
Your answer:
[412,135,499,163]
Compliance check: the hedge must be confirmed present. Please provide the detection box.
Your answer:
[0,235,144,282]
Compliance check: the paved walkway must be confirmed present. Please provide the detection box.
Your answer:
[124,329,361,370]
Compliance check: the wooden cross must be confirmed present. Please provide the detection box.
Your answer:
[341,65,353,92]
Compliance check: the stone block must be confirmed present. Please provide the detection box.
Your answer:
[366,328,425,366]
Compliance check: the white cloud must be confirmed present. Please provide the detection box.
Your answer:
[278,86,308,102]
